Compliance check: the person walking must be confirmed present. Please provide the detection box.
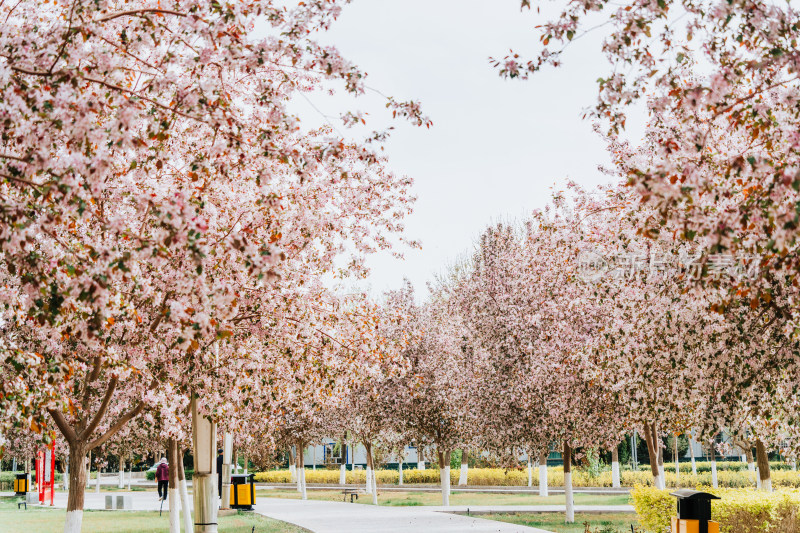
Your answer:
[217,449,224,498]
[156,457,169,501]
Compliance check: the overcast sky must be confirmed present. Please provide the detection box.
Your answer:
[296,0,644,299]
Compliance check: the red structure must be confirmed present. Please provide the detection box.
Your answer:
[36,441,55,506]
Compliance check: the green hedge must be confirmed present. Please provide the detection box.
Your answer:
[631,486,800,533]
[146,470,194,481]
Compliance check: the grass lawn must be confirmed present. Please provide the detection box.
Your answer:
[0,497,309,533]
[256,488,631,507]
[483,512,638,533]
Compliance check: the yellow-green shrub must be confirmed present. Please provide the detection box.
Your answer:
[252,467,800,489]
[630,485,674,533]
[631,486,800,533]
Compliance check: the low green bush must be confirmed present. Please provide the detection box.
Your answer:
[631,485,800,533]
[146,469,193,481]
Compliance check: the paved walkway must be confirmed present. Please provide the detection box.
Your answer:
[254,498,556,533]
[27,491,634,532]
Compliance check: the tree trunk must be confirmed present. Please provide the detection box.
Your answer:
[656,433,665,488]
[127,454,132,490]
[220,433,232,510]
[642,423,663,488]
[398,459,404,485]
[458,449,468,486]
[709,441,718,488]
[364,441,377,505]
[527,457,533,488]
[289,447,297,484]
[674,435,680,483]
[364,443,373,495]
[417,447,425,470]
[168,439,179,533]
[95,456,101,493]
[689,434,697,475]
[538,450,549,497]
[64,442,88,533]
[178,448,192,533]
[118,456,125,489]
[745,446,756,485]
[339,439,347,485]
[438,449,451,506]
[564,441,574,524]
[756,439,772,492]
[299,443,307,500]
[611,445,620,488]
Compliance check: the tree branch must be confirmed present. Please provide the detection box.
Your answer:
[81,356,103,411]
[95,9,186,23]
[88,394,148,450]
[80,375,118,440]
[47,408,78,447]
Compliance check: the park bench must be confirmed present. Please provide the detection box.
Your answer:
[342,488,362,502]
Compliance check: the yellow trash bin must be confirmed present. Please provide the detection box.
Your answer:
[14,473,29,495]
[229,473,255,510]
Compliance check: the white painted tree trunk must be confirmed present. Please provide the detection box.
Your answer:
[243,456,248,475]
[711,458,718,488]
[563,442,574,524]
[64,461,69,492]
[564,471,574,523]
[95,467,101,492]
[398,461,404,485]
[179,476,192,533]
[365,465,373,494]
[458,463,468,486]
[527,458,533,487]
[652,473,663,490]
[339,464,346,485]
[793,460,797,472]
[300,466,307,500]
[371,467,378,506]
[538,462,548,497]
[756,439,772,492]
[118,457,125,488]
[289,463,297,484]
[65,511,83,533]
[220,433,232,510]
[657,463,665,488]
[167,439,180,533]
[169,487,179,533]
[440,466,450,506]
[418,461,425,470]
[690,440,697,476]
[612,461,621,488]
[179,480,191,532]
[127,461,132,491]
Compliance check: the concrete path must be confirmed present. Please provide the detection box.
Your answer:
[31,491,634,533]
[254,498,556,533]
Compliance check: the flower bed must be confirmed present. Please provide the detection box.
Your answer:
[630,485,800,533]
[254,465,800,489]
